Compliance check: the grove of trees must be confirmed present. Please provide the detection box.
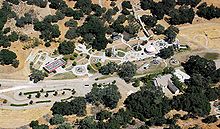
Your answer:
[157,46,174,59]
[58,41,75,55]
[118,61,137,82]
[0,49,19,67]
[51,97,86,116]
[197,2,220,20]
[86,82,121,109]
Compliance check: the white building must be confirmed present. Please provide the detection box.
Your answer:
[174,69,190,82]
[153,74,180,95]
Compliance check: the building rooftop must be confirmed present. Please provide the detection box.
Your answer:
[174,69,190,82]
[154,74,172,87]
[43,58,66,73]
[167,80,179,94]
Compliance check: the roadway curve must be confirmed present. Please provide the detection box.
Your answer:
[0,77,139,109]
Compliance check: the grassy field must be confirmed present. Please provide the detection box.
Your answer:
[204,52,219,60]
[50,72,77,80]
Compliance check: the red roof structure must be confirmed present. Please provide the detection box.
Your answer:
[43,58,66,73]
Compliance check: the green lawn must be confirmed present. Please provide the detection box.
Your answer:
[51,72,77,80]
[204,52,219,60]
[117,51,125,57]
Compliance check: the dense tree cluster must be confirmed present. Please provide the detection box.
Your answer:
[49,114,65,125]
[15,13,36,27]
[64,19,78,28]
[124,15,141,38]
[58,40,75,55]
[0,2,17,47]
[43,11,65,23]
[140,0,155,10]
[74,0,92,14]
[95,110,112,121]
[8,31,19,42]
[176,0,201,7]
[29,68,47,83]
[164,25,179,42]
[86,82,121,109]
[22,0,48,8]
[78,109,133,129]
[103,8,117,23]
[118,61,137,82]
[99,62,118,75]
[110,14,127,33]
[202,115,218,123]
[34,21,60,41]
[197,2,220,20]
[78,16,108,50]
[121,1,132,9]
[152,24,165,35]
[0,49,19,67]
[6,0,19,5]
[182,55,216,78]
[157,46,174,59]
[51,97,86,116]
[99,61,137,82]
[91,4,106,16]
[172,88,211,116]
[124,88,171,119]
[172,55,220,116]
[30,120,49,129]
[168,6,195,25]
[65,28,79,40]
[57,123,73,129]
[141,15,157,28]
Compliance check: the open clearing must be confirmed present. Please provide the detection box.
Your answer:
[178,22,220,51]
[0,106,51,128]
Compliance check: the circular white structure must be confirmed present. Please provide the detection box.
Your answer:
[144,45,157,53]
[72,65,88,76]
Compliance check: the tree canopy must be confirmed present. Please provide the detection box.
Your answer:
[157,46,174,59]
[51,97,86,116]
[99,62,118,75]
[182,55,216,77]
[118,61,137,82]
[58,41,75,55]
[197,2,220,20]
[86,82,121,109]
[124,88,171,119]
[0,49,19,67]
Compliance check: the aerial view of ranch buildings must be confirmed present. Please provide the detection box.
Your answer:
[0,0,220,129]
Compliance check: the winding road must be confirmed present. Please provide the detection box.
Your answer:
[0,76,138,109]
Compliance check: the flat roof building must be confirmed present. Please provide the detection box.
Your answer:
[43,58,66,73]
[153,74,180,95]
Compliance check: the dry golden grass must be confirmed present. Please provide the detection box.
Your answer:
[178,22,220,51]
[203,0,220,7]
[0,106,51,128]
[177,118,220,129]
